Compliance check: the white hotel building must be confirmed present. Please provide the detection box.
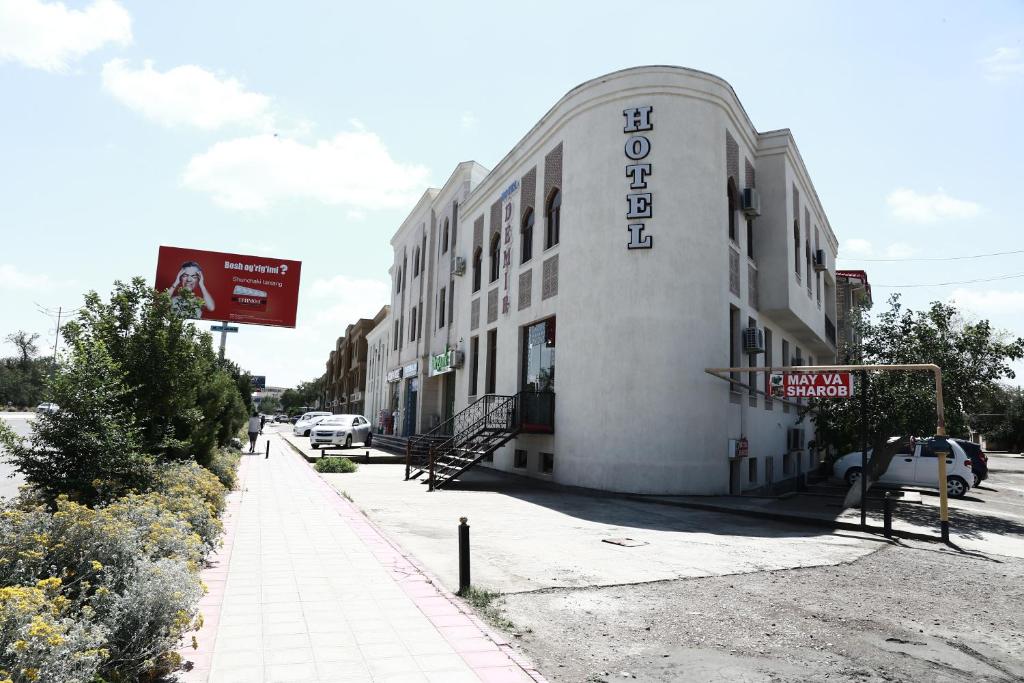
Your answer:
[366,66,840,495]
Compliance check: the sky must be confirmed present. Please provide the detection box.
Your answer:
[1,0,1022,388]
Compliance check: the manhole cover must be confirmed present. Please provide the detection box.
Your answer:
[602,537,648,547]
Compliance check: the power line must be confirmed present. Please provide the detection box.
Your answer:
[838,248,1024,262]
[873,272,1024,288]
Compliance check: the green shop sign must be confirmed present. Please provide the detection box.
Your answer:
[429,348,455,376]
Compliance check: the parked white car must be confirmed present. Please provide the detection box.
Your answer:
[309,414,372,449]
[35,402,59,415]
[292,412,331,436]
[833,437,974,498]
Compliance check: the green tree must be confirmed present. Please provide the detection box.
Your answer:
[280,375,325,413]
[67,278,246,461]
[975,384,1024,452]
[0,336,154,504]
[811,296,1024,454]
[258,394,282,413]
[0,330,49,407]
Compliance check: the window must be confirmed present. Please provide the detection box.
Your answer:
[472,246,482,292]
[438,288,446,329]
[540,452,554,474]
[521,208,534,264]
[793,221,800,276]
[747,316,757,406]
[748,457,757,484]
[783,452,793,476]
[399,317,404,349]
[545,189,561,249]
[746,219,754,259]
[763,327,773,410]
[729,306,740,389]
[514,449,527,469]
[396,266,402,294]
[418,300,423,338]
[485,329,497,394]
[410,307,417,342]
[402,257,407,291]
[469,336,479,397]
[805,240,812,292]
[393,320,399,351]
[442,218,450,254]
[781,340,790,413]
[522,317,555,392]
[413,247,420,277]
[727,179,738,242]
[489,233,500,283]
[448,279,454,324]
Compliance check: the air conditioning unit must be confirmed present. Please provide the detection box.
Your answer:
[453,256,466,276]
[741,188,761,217]
[787,428,805,451]
[813,249,826,272]
[742,327,765,354]
[451,350,465,368]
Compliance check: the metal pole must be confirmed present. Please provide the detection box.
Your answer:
[458,517,470,594]
[405,442,411,480]
[860,370,868,528]
[50,306,62,367]
[219,323,228,361]
[883,492,893,538]
[265,440,269,460]
[428,446,435,492]
[934,368,950,543]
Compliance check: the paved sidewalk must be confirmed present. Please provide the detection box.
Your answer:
[178,434,542,683]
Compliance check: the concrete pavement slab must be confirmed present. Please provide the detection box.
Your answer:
[176,433,544,682]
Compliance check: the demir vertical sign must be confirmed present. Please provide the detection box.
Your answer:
[624,105,654,249]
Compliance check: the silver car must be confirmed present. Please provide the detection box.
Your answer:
[310,414,372,449]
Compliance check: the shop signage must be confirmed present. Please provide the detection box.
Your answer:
[736,437,749,457]
[772,371,854,398]
[623,106,654,250]
[501,187,516,315]
[386,367,403,383]
[403,361,419,377]
[430,348,456,376]
[500,179,520,203]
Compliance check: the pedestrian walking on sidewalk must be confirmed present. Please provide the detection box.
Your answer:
[259,414,266,434]
[247,410,260,453]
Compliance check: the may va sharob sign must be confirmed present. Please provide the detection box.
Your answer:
[624,106,654,249]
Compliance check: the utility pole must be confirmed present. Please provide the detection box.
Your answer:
[51,306,62,366]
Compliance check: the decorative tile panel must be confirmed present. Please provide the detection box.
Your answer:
[518,270,532,310]
[542,254,559,300]
[487,288,498,324]
[470,298,480,330]
[729,248,740,296]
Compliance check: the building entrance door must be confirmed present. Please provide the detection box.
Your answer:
[403,378,418,436]
[442,373,455,434]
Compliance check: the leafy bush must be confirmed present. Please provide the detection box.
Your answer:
[201,448,240,491]
[0,580,108,683]
[314,457,358,474]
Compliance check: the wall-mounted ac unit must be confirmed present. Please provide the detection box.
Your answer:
[813,249,827,272]
[742,327,765,354]
[453,256,466,276]
[451,350,465,368]
[787,428,805,451]
[741,188,761,217]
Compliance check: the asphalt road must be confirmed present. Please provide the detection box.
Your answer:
[0,412,30,500]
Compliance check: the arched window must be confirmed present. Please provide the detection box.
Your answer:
[521,208,534,264]
[413,247,421,277]
[442,219,450,254]
[472,246,482,293]
[727,179,738,242]
[395,266,402,294]
[489,233,500,283]
[793,221,800,275]
[545,189,561,249]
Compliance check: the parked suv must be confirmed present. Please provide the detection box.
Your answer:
[832,436,974,498]
[309,414,372,449]
[953,439,988,487]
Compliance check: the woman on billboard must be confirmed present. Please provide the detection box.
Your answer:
[168,260,216,317]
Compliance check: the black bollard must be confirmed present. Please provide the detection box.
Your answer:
[883,492,893,538]
[458,517,470,595]
[265,441,270,459]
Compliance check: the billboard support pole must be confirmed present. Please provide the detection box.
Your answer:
[218,324,228,361]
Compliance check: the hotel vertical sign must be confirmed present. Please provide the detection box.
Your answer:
[500,179,518,316]
[624,106,654,249]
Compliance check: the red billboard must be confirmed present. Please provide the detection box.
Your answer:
[155,246,302,328]
[775,371,855,399]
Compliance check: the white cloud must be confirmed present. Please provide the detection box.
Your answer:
[950,288,1024,317]
[346,210,367,222]
[886,188,981,224]
[101,59,273,130]
[0,0,131,72]
[182,130,431,211]
[237,241,279,255]
[0,263,71,291]
[843,238,873,257]
[461,111,478,129]
[883,242,918,259]
[980,47,1024,81]
[308,274,389,303]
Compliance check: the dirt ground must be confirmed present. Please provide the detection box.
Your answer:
[498,540,1024,682]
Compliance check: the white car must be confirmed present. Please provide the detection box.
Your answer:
[833,437,974,498]
[292,411,331,436]
[36,402,59,415]
[309,414,372,449]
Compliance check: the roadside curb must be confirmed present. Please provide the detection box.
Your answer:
[279,433,548,683]
[623,494,941,544]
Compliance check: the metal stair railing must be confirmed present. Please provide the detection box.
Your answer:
[428,394,519,490]
[406,394,510,479]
